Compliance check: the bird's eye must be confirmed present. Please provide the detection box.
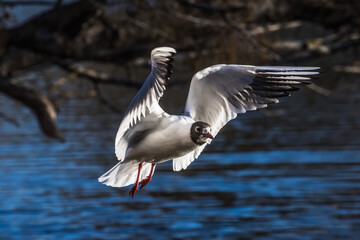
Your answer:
[195,126,201,132]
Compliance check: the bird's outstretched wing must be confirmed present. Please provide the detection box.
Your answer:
[173,64,319,171]
[115,47,176,161]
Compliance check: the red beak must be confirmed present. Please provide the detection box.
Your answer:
[204,132,214,139]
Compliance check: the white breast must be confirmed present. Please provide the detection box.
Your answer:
[124,115,198,163]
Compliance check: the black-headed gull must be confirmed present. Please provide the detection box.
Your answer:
[99,47,319,197]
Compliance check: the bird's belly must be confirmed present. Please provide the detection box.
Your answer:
[125,135,198,163]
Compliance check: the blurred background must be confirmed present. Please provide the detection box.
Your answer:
[0,0,360,239]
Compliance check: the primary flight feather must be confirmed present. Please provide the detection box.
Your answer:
[98,47,320,197]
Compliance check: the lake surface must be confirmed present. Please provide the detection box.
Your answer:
[1,60,360,239]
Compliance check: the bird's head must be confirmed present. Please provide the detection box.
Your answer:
[190,121,214,145]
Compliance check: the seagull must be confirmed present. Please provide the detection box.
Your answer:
[98,47,319,197]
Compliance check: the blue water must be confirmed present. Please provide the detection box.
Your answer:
[1,147,359,239]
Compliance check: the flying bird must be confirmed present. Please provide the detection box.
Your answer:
[98,47,319,197]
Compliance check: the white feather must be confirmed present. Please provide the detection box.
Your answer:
[173,144,207,171]
[98,161,155,188]
[185,64,319,137]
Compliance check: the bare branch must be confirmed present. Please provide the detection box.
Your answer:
[57,61,143,88]
[223,14,281,61]
[306,83,332,96]
[334,65,360,74]
[249,21,303,36]
[57,60,191,87]
[129,18,169,38]
[279,33,360,63]
[0,76,65,142]
[170,10,227,27]
[174,0,245,13]
[92,82,122,113]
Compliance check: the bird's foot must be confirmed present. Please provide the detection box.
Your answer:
[139,176,152,190]
[129,183,139,198]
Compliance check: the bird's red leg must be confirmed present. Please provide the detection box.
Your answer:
[129,163,142,198]
[139,163,156,190]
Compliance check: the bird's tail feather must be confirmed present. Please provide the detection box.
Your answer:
[98,161,154,187]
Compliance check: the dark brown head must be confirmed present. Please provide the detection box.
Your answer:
[190,121,214,145]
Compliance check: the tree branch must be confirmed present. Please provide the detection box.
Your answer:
[0,76,64,142]
[174,0,245,13]
[56,61,143,88]
[57,60,191,87]
[92,82,122,113]
[223,14,281,61]
[279,33,360,63]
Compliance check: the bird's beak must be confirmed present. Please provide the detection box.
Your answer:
[204,132,214,139]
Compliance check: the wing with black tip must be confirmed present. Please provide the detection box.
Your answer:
[173,64,319,171]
